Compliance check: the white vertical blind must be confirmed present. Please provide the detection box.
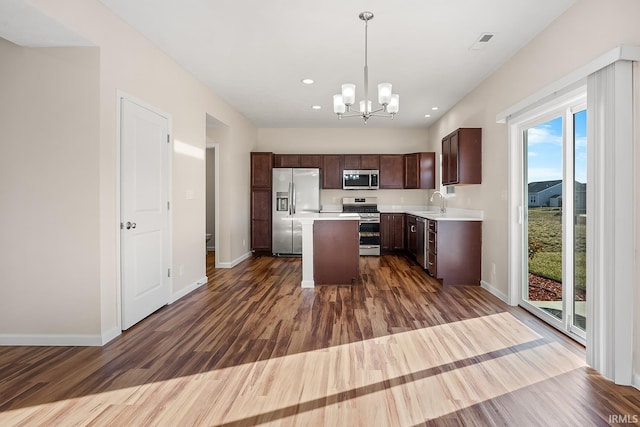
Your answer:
[586,60,635,385]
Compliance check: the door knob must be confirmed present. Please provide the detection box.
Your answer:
[126,221,137,229]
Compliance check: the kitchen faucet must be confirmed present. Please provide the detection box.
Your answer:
[430,190,446,214]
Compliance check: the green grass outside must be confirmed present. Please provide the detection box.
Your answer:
[527,207,586,290]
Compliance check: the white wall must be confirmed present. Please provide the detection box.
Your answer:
[0,39,101,339]
[3,0,257,343]
[257,128,432,207]
[426,0,640,301]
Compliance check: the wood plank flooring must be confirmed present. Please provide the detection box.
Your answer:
[1,253,639,426]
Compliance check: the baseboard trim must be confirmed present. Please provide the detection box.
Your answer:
[480,280,510,305]
[633,371,640,391]
[0,333,104,346]
[101,327,121,345]
[170,276,208,303]
[217,251,252,269]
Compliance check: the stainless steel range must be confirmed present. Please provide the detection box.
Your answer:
[342,197,381,256]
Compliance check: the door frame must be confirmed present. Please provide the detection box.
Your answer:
[507,85,587,344]
[116,90,173,330]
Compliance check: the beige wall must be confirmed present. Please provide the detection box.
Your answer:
[426,0,640,300]
[5,0,257,341]
[0,39,101,336]
[257,128,432,207]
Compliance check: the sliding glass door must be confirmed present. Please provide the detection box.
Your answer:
[521,96,586,342]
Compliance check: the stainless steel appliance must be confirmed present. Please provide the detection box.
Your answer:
[272,168,321,255]
[343,170,379,190]
[342,197,381,256]
[416,217,427,269]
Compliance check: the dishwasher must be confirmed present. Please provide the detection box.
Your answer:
[416,217,428,269]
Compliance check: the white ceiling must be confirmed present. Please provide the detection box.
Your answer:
[3,0,576,128]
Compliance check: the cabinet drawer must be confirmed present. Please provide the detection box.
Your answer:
[428,253,437,277]
[428,231,437,254]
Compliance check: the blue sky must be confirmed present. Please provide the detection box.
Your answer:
[526,110,587,184]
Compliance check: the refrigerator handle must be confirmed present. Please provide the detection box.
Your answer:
[288,182,292,215]
[292,182,296,214]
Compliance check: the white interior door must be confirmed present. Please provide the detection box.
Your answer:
[121,97,170,330]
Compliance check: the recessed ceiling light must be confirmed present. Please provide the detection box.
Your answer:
[301,78,314,85]
[311,105,322,110]
[424,114,431,118]
[432,107,439,111]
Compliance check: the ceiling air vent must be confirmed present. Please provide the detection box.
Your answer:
[470,32,496,50]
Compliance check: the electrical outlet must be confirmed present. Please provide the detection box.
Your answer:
[242,239,246,247]
[179,264,184,276]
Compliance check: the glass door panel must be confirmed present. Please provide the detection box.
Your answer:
[524,116,564,321]
[573,109,587,332]
[521,101,586,343]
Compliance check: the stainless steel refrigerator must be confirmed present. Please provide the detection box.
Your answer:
[272,168,321,255]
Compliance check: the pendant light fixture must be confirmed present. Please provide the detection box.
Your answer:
[333,11,399,124]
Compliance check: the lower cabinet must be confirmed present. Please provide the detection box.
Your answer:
[250,188,271,252]
[313,220,360,285]
[427,220,481,286]
[406,214,418,258]
[381,213,405,251]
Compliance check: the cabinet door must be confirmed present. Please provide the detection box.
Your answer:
[322,155,343,189]
[360,154,380,169]
[419,152,436,189]
[457,128,482,184]
[274,154,300,168]
[251,188,271,251]
[391,214,405,250]
[449,131,459,184]
[343,155,361,170]
[380,213,392,251]
[299,155,322,168]
[251,152,273,188]
[404,154,418,189]
[379,155,404,189]
[406,215,417,257]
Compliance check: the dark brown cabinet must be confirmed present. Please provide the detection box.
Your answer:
[442,128,482,185]
[313,219,360,285]
[427,219,481,286]
[381,213,405,251]
[406,214,418,258]
[273,154,300,168]
[300,155,322,168]
[344,154,380,170]
[251,189,271,252]
[251,152,273,188]
[250,152,273,252]
[379,155,404,189]
[322,155,343,189]
[404,152,436,189]
[274,154,322,168]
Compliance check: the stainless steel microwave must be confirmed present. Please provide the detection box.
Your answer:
[343,170,379,190]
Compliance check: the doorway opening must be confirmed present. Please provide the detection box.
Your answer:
[205,114,227,271]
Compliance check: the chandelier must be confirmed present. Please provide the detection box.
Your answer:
[333,11,399,124]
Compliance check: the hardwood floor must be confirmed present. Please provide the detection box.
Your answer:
[1,253,639,426]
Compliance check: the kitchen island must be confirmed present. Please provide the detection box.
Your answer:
[284,212,360,287]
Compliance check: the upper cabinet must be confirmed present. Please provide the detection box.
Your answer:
[251,152,273,188]
[379,154,404,189]
[322,155,343,189]
[344,154,380,170]
[404,152,436,189]
[441,128,482,185]
[273,154,322,168]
